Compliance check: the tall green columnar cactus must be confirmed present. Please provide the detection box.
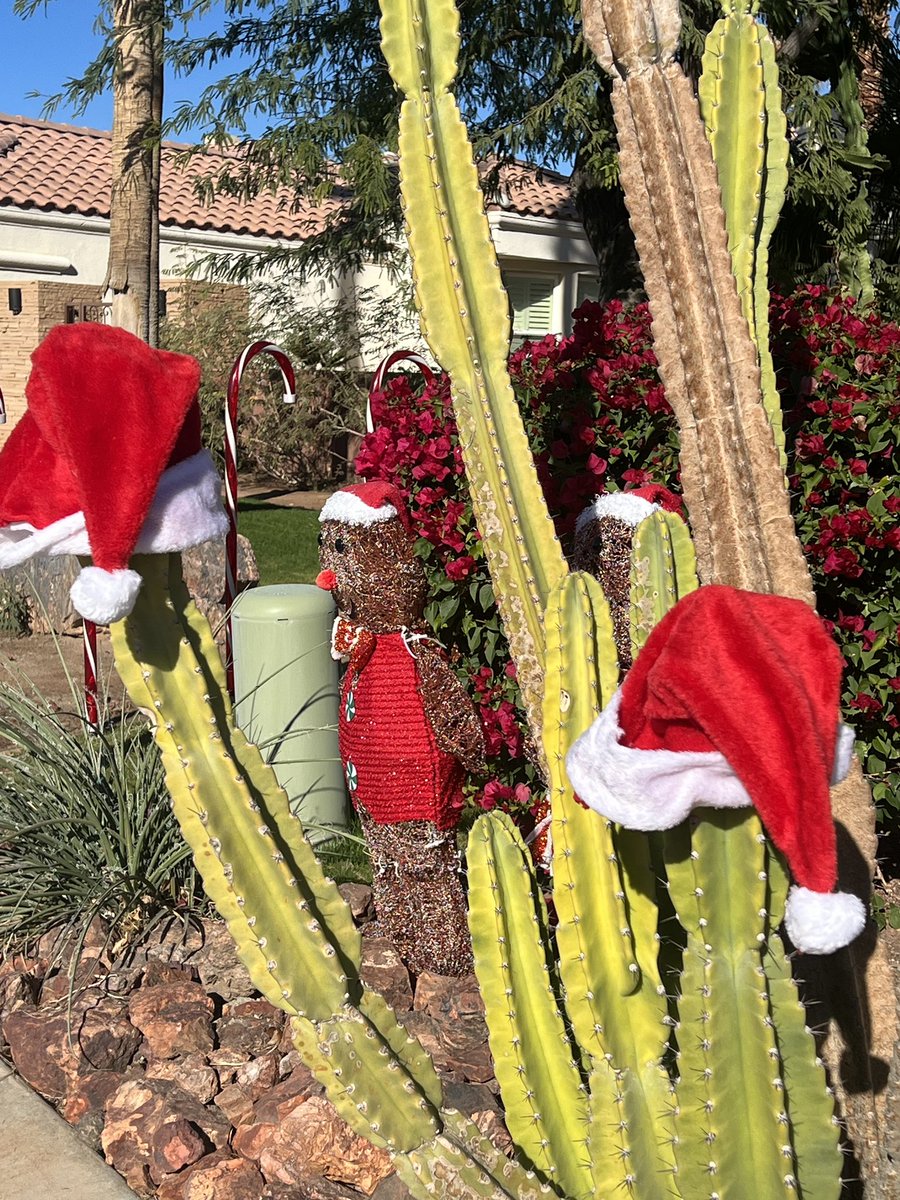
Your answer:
[468,513,843,1199]
[698,0,789,469]
[628,509,698,659]
[378,0,567,744]
[109,554,551,1200]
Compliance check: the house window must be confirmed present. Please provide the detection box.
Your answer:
[504,274,558,343]
[576,274,601,309]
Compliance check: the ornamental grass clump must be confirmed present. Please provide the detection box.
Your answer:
[0,682,202,959]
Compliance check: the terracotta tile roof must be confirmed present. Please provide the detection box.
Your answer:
[486,162,579,221]
[0,113,576,237]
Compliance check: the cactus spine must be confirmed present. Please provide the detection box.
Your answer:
[109,554,550,1200]
[378,0,567,744]
[698,0,789,469]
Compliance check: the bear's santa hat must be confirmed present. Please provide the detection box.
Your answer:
[566,585,865,955]
[0,324,227,624]
[319,481,413,533]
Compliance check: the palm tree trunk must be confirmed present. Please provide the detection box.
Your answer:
[106,0,164,346]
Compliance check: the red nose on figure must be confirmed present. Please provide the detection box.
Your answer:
[315,569,336,590]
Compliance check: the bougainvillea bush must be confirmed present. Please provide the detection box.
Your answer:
[355,288,900,833]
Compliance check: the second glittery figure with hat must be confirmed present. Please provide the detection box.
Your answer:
[316,481,485,976]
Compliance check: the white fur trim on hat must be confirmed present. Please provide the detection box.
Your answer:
[784,885,867,955]
[0,450,228,567]
[575,492,660,535]
[831,722,855,784]
[319,491,397,526]
[70,566,143,624]
[565,689,750,830]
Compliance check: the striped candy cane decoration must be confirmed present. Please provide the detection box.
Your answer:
[225,341,297,696]
[83,618,98,727]
[366,350,434,433]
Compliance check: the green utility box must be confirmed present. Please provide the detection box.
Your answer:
[232,584,347,839]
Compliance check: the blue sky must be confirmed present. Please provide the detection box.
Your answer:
[0,0,266,137]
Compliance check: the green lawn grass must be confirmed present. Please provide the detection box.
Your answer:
[238,500,321,585]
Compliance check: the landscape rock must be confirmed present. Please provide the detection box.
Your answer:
[236,1050,280,1098]
[370,1174,414,1200]
[173,1154,266,1200]
[250,1066,318,1125]
[3,995,141,1100]
[182,535,258,633]
[0,967,39,1028]
[360,938,413,1013]
[128,981,216,1060]
[233,1068,320,1164]
[256,1095,393,1195]
[263,1180,371,1200]
[102,1078,231,1195]
[63,1067,131,1128]
[187,918,255,1002]
[215,1081,257,1129]
[410,971,493,1081]
[396,1009,493,1084]
[217,998,284,1056]
[141,960,200,988]
[154,1150,235,1200]
[149,1116,210,1180]
[208,1045,251,1087]
[2,1008,68,1098]
[338,884,374,922]
[39,955,106,1004]
[145,1053,220,1105]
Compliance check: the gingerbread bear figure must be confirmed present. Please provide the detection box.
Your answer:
[316,481,485,976]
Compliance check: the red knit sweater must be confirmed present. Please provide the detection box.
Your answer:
[338,631,463,828]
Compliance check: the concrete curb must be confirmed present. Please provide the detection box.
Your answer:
[0,1059,138,1200]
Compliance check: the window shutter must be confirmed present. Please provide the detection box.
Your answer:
[504,275,557,336]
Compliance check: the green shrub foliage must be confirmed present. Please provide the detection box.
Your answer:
[356,288,900,827]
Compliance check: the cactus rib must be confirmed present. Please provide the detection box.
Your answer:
[629,510,699,662]
[699,4,789,468]
[466,811,591,1197]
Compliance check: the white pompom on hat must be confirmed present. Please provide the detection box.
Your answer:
[0,324,228,623]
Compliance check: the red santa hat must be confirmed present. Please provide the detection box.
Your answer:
[319,481,413,534]
[566,585,865,955]
[574,484,684,535]
[0,324,228,624]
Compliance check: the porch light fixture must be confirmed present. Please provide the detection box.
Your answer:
[7,288,22,316]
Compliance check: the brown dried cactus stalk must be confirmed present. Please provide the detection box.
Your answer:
[582,0,811,603]
[582,0,896,1181]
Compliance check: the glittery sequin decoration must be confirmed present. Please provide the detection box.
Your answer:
[572,514,635,672]
[319,502,485,976]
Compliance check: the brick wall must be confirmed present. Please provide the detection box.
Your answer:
[0,280,103,442]
[162,278,248,325]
